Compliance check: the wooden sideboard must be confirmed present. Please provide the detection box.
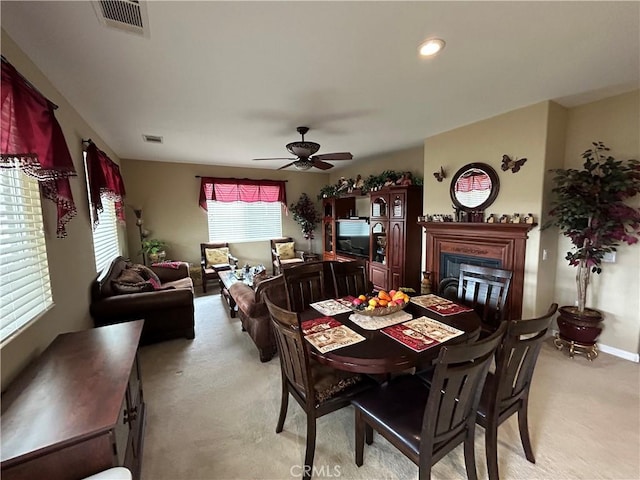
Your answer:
[1,320,146,480]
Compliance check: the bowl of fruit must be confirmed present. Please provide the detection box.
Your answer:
[350,290,410,316]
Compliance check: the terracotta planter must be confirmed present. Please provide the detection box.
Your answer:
[556,305,604,346]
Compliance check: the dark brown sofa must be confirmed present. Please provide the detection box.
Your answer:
[90,256,195,344]
[229,275,287,362]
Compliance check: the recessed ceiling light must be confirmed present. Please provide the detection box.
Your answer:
[418,38,445,57]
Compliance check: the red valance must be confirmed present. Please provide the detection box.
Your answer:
[85,142,126,226]
[455,173,491,193]
[1,58,77,237]
[199,177,287,210]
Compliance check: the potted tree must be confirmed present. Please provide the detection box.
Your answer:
[290,193,322,253]
[140,239,168,264]
[547,141,640,353]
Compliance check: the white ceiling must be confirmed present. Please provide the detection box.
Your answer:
[2,1,638,172]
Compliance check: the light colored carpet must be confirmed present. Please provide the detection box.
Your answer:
[139,292,640,480]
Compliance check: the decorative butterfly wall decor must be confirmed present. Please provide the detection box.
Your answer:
[433,166,446,182]
[501,154,527,173]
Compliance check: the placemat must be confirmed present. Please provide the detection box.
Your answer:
[349,310,413,330]
[310,298,354,316]
[410,294,473,316]
[381,316,464,352]
[302,319,366,354]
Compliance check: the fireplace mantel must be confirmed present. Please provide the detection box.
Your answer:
[418,222,537,320]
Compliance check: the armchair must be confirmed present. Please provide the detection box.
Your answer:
[200,242,239,293]
[270,237,304,275]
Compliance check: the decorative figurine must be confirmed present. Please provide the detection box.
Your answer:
[524,213,535,224]
[501,154,528,173]
[487,214,496,223]
[396,172,413,186]
[353,174,364,189]
[512,213,521,224]
[499,214,510,224]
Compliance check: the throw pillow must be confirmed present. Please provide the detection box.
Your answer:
[116,269,145,284]
[131,264,161,286]
[276,242,296,260]
[205,247,229,267]
[112,269,154,294]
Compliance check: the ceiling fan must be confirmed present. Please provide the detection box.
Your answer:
[252,126,353,171]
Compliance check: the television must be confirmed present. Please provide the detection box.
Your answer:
[336,219,370,259]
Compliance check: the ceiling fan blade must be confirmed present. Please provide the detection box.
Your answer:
[311,160,334,170]
[277,162,297,170]
[312,152,353,161]
[253,157,295,161]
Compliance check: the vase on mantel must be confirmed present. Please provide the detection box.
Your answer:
[421,271,432,295]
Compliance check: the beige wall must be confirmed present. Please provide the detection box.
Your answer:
[424,102,552,318]
[120,160,329,269]
[423,91,640,356]
[1,31,125,389]
[559,90,640,354]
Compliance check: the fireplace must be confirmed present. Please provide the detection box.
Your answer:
[419,222,536,320]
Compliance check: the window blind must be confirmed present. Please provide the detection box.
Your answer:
[207,200,282,243]
[0,169,53,342]
[91,198,120,273]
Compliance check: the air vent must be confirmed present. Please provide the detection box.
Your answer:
[142,134,163,144]
[92,1,149,37]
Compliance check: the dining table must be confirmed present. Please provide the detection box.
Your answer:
[300,300,481,375]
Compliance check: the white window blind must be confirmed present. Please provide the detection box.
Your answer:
[91,198,120,273]
[84,152,121,273]
[207,200,282,243]
[0,169,53,342]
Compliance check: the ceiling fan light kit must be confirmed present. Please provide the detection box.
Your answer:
[253,126,353,171]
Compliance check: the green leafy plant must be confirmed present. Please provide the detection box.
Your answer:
[140,239,167,255]
[547,141,640,312]
[290,193,322,239]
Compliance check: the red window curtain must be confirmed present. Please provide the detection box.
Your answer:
[199,177,287,210]
[1,58,77,237]
[85,142,126,226]
[455,173,491,193]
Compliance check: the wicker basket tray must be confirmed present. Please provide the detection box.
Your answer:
[355,303,406,317]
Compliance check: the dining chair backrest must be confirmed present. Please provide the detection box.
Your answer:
[477,303,558,480]
[422,321,507,459]
[494,303,557,412]
[329,260,372,298]
[265,298,312,401]
[457,263,513,329]
[281,261,327,312]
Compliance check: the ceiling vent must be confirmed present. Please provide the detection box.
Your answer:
[142,134,163,144]
[92,1,149,37]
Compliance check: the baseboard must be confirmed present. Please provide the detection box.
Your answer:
[550,329,639,363]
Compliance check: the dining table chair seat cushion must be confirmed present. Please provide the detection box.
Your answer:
[205,247,231,267]
[310,359,370,404]
[351,374,429,457]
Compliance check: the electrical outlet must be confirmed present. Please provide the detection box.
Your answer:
[602,252,616,263]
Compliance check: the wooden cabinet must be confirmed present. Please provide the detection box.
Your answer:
[1,321,146,480]
[368,186,423,292]
[322,197,355,261]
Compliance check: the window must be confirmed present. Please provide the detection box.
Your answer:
[84,153,121,273]
[0,169,53,342]
[207,200,282,243]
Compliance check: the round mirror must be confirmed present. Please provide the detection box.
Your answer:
[450,163,500,212]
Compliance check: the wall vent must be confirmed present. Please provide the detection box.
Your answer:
[92,0,149,37]
[142,134,163,144]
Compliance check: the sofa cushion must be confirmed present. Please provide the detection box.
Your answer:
[230,283,263,317]
[131,264,161,284]
[205,247,229,267]
[112,267,154,294]
[163,277,194,290]
[276,242,296,260]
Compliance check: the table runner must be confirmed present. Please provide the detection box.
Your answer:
[348,310,413,330]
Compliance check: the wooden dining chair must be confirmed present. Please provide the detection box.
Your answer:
[457,263,512,334]
[476,303,558,480]
[264,298,376,480]
[281,261,327,312]
[351,322,507,480]
[329,260,373,298]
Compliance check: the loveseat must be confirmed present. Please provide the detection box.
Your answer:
[90,256,195,344]
[229,275,287,362]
